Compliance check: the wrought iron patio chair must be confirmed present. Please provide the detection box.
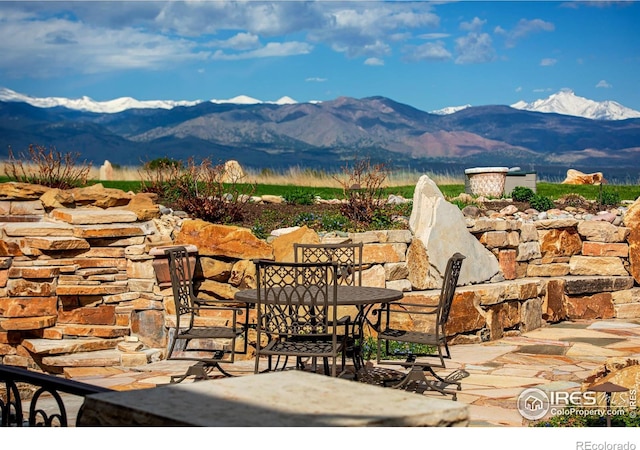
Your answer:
[372,252,469,400]
[253,260,345,377]
[293,242,363,370]
[164,246,244,383]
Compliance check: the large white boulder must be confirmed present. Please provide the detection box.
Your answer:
[409,175,500,287]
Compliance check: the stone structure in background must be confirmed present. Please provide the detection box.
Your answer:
[99,160,113,181]
[409,174,501,288]
[561,169,606,185]
[221,160,245,183]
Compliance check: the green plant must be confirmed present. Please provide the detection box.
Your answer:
[529,194,555,211]
[511,186,535,202]
[599,189,620,207]
[282,188,315,205]
[360,336,436,361]
[3,144,92,189]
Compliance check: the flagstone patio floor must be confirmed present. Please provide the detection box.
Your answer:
[60,318,640,427]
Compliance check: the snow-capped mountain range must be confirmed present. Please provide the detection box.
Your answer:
[1,86,639,120]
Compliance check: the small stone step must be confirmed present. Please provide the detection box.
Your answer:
[41,349,123,367]
[56,324,130,338]
[22,337,123,355]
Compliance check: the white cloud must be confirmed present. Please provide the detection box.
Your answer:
[540,58,557,66]
[306,77,327,82]
[418,32,450,40]
[516,86,523,92]
[596,79,612,88]
[460,17,486,32]
[404,41,452,62]
[210,33,261,51]
[212,41,312,61]
[496,18,555,48]
[455,33,496,64]
[364,57,384,66]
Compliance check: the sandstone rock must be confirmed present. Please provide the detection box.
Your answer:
[582,242,628,257]
[622,197,640,284]
[577,220,629,243]
[0,182,50,200]
[69,184,132,208]
[561,169,606,185]
[271,226,320,262]
[565,292,614,319]
[409,175,500,286]
[175,219,273,260]
[124,193,160,221]
[361,264,386,288]
[563,276,634,295]
[221,160,245,183]
[228,259,257,289]
[3,222,74,237]
[0,296,58,317]
[99,160,113,181]
[362,243,406,264]
[198,279,240,300]
[569,256,629,276]
[40,188,75,209]
[539,228,582,258]
[53,208,138,225]
[200,257,233,282]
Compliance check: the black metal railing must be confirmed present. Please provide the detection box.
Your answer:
[0,364,112,427]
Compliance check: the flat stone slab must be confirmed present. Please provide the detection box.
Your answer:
[41,349,123,367]
[22,338,123,355]
[52,208,138,225]
[77,370,469,426]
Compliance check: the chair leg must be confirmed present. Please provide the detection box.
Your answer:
[388,366,469,401]
[171,361,235,383]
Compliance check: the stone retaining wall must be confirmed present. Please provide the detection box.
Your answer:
[0,182,638,373]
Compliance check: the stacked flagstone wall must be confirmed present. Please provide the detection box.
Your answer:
[0,181,638,373]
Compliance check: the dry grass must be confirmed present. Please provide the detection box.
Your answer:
[87,164,464,186]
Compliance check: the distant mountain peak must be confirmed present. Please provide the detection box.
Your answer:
[511,89,640,120]
[430,104,472,115]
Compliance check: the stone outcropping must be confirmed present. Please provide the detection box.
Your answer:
[0,181,638,375]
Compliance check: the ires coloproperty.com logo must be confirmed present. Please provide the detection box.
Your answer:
[516,387,637,421]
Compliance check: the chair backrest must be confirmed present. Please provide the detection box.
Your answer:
[438,252,466,328]
[293,242,363,286]
[254,260,338,339]
[165,246,197,329]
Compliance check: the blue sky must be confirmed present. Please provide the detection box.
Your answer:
[0,1,639,112]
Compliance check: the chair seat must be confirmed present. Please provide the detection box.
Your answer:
[177,326,240,340]
[261,339,345,358]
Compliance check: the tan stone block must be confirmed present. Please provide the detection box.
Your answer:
[72,257,127,270]
[52,207,137,224]
[0,343,16,355]
[115,313,131,327]
[118,299,163,311]
[42,327,64,339]
[0,182,50,200]
[131,309,165,348]
[7,279,56,297]
[611,288,640,305]
[479,230,508,249]
[447,291,485,335]
[2,354,31,367]
[201,257,233,281]
[128,279,156,293]
[582,241,628,257]
[614,303,640,319]
[486,300,520,339]
[577,221,629,243]
[10,200,44,215]
[124,192,160,221]
[0,296,58,318]
[175,219,273,260]
[3,222,74,237]
[536,218,579,229]
[569,256,629,276]
[120,352,149,367]
[362,243,406,264]
[73,223,147,239]
[0,270,7,288]
[526,263,570,277]
[56,284,128,296]
[0,201,10,214]
[126,259,155,279]
[0,239,23,257]
[57,324,130,338]
[521,297,544,332]
[499,249,517,280]
[199,279,239,300]
[362,264,386,288]
[0,315,57,331]
[57,305,116,325]
[543,278,567,322]
[8,266,61,279]
[566,292,614,320]
[406,238,438,290]
[22,236,90,251]
[539,228,582,258]
[384,262,409,281]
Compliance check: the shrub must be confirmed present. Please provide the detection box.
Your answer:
[282,188,315,205]
[3,144,91,189]
[511,186,535,202]
[333,157,389,229]
[529,194,555,211]
[600,189,620,207]
[141,157,255,224]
